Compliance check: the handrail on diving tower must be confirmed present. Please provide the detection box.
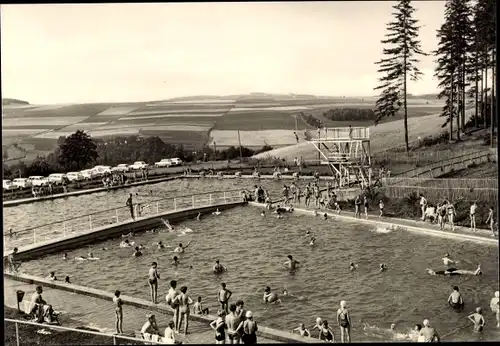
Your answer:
[310,127,370,141]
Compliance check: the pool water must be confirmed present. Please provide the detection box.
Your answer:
[3,178,294,232]
[19,206,499,342]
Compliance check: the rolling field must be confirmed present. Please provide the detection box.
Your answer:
[2,95,445,161]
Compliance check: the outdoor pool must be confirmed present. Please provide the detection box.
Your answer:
[3,178,296,232]
[18,206,500,342]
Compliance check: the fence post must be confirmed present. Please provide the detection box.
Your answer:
[209,194,212,205]
[223,192,227,203]
[192,195,195,208]
[156,201,159,214]
[89,215,92,230]
[115,209,119,223]
[174,198,177,210]
[113,335,117,345]
[15,321,20,346]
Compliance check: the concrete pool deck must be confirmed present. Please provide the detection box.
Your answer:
[249,202,499,246]
[3,274,315,344]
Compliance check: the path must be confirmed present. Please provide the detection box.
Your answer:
[3,277,280,344]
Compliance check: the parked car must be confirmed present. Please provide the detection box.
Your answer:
[170,158,183,166]
[129,161,149,170]
[48,173,67,185]
[29,176,49,187]
[80,169,97,180]
[66,172,85,182]
[12,178,32,189]
[92,165,112,177]
[154,159,172,168]
[111,164,130,173]
[3,180,16,191]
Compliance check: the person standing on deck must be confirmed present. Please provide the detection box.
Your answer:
[354,196,361,218]
[490,291,500,328]
[126,193,135,220]
[166,280,180,331]
[446,201,456,231]
[470,202,478,232]
[485,207,496,237]
[336,300,351,343]
[363,196,369,220]
[419,194,427,221]
[113,290,124,334]
[148,262,160,304]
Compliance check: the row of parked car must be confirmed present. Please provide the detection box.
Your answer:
[2,158,184,191]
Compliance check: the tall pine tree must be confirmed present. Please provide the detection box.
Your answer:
[373,0,427,153]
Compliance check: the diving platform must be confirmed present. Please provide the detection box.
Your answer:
[310,127,372,188]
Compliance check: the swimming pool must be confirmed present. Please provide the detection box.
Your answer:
[3,178,290,232]
[18,206,500,342]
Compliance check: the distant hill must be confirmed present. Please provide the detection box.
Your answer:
[407,93,439,100]
[2,98,30,106]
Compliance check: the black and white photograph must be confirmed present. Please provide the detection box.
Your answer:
[1,1,498,344]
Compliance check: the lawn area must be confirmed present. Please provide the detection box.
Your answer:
[3,306,122,346]
[213,110,314,130]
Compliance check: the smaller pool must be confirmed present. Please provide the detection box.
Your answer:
[19,206,500,342]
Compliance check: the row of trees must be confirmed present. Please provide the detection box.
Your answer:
[3,130,273,179]
[374,0,496,153]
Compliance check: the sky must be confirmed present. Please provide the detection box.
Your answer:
[1,2,446,104]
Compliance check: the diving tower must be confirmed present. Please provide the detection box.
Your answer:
[310,127,372,188]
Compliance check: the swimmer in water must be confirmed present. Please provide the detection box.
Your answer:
[319,320,335,343]
[157,241,165,249]
[379,264,387,272]
[349,262,358,271]
[310,237,316,246]
[213,260,227,274]
[311,317,323,333]
[448,286,465,312]
[292,323,311,337]
[212,209,222,216]
[172,256,180,266]
[468,307,485,333]
[442,253,458,268]
[260,211,265,217]
[322,213,328,220]
[47,271,57,281]
[277,213,283,219]
[161,219,174,231]
[63,253,68,260]
[120,239,132,248]
[138,244,147,250]
[196,213,201,221]
[133,246,143,257]
[284,255,300,270]
[174,241,192,253]
[263,286,281,304]
[306,230,311,236]
[426,264,482,276]
[122,232,134,238]
[87,252,99,260]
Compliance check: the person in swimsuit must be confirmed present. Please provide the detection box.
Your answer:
[141,313,160,337]
[210,310,227,344]
[284,255,300,270]
[468,307,485,333]
[447,286,464,312]
[426,265,482,276]
[173,286,194,334]
[311,317,323,336]
[226,304,242,344]
[113,290,124,334]
[420,319,439,342]
[126,193,134,220]
[354,196,361,218]
[447,202,456,231]
[174,241,192,253]
[172,256,180,266]
[241,311,258,344]
[133,247,142,257]
[7,248,21,273]
[166,280,180,331]
[236,300,246,322]
[148,262,160,304]
[318,320,334,343]
[442,253,457,269]
[47,272,57,281]
[337,300,351,343]
[193,296,209,315]
[490,291,500,328]
[470,202,478,231]
[379,264,387,272]
[485,207,496,237]
[164,321,181,344]
[263,287,281,304]
[213,260,227,274]
[349,262,358,272]
[218,283,233,314]
[437,203,447,230]
[292,323,311,337]
[363,196,369,219]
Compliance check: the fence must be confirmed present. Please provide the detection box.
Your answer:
[4,318,165,345]
[390,149,494,180]
[4,190,243,252]
[372,148,485,166]
[379,178,498,204]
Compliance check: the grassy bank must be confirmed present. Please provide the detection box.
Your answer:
[3,306,128,346]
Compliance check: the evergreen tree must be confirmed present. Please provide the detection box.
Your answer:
[434,0,472,140]
[373,0,427,153]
